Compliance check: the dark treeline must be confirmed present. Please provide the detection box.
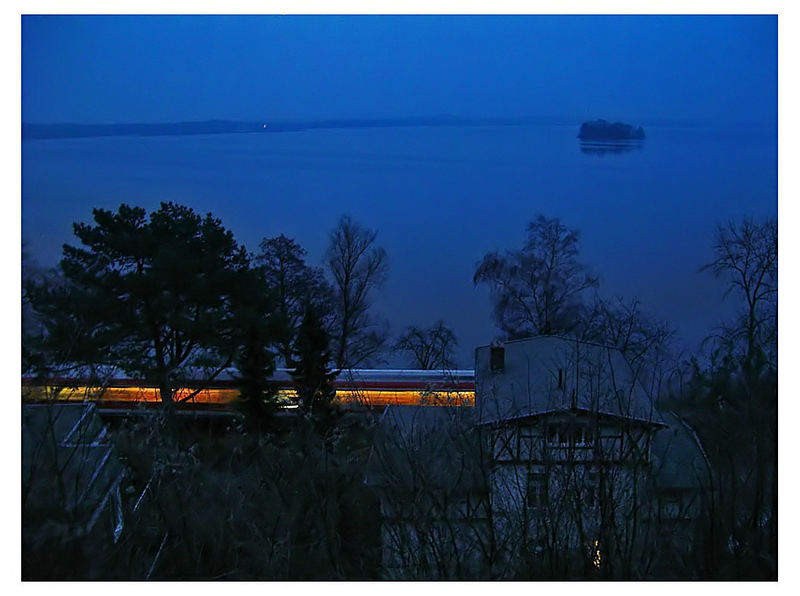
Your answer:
[23,203,461,394]
[21,204,776,579]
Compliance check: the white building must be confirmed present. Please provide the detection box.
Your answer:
[369,336,708,578]
[474,336,707,577]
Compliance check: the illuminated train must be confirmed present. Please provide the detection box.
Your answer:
[22,368,476,411]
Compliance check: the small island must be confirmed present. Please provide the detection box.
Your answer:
[577,119,645,141]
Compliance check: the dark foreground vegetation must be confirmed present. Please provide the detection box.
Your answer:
[22,202,776,579]
[22,407,382,579]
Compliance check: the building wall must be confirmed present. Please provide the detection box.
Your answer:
[473,337,706,576]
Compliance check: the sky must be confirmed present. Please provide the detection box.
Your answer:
[20,15,778,367]
[22,15,777,126]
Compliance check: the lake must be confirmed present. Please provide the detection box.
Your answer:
[22,123,778,366]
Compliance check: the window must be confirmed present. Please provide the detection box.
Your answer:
[573,425,594,447]
[545,422,594,448]
[519,429,538,460]
[546,425,567,446]
[527,471,548,510]
[660,495,684,519]
[591,539,602,569]
[490,346,505,372]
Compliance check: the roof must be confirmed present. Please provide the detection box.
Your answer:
[649,412,712,490]
[22,403,126,533]
[476,406,667,429]
[475,334,618,352]
[475,335,663,425]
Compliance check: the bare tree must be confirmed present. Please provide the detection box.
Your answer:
[701,218,777,370]
[325,216,389,370]
[664,217,779,579]
[393,321,459,370]
[581,295,679,401]
[474,215,598,338]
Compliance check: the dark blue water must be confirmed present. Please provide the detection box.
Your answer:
[22,124,777,366]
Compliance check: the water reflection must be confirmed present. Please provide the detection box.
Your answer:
[579,141,644,156]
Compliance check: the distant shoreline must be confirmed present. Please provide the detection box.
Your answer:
[21,117,754,141]
[22,117,576,141]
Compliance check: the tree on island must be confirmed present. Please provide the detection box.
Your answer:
[26,202,267,409]
[474,215,598,338]
[325,215,389,370]
[393,321,459,370]
[577,120,645,141]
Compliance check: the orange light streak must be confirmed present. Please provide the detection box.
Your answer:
[23,385,475,408]
[334,389,474,406]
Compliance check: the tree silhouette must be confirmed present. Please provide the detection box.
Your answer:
[665,218,778,579]
[701,218,777,371]
[291,302,337,413]
[232,266,280,424]
[26,202,259,408]
[474,215,598,338]
[393,321,459,370]
[326,215,389,370]
[256,234,332,368]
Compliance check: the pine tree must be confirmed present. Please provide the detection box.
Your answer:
[291,302,337,413]
[232,267,279,426]
[25,202,255,407]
